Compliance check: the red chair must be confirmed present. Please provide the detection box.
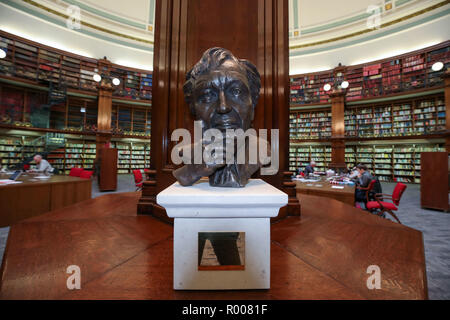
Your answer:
[366,183,407,224]
[133,169,144,191]
[79,170,94,179]
[69,167,84,177]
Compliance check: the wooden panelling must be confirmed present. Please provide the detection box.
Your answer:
[295,180,355,206]
[98,148,118,191]
[445,72,450,153]
[50,181,91,211]
[289,41,450,106]
[330,91,347,168]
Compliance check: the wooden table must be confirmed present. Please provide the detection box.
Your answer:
[0,192,427,299]
[295,178,355,206]
[0,173,91,227]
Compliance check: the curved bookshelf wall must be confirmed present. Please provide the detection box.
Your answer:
[0,30,152,173]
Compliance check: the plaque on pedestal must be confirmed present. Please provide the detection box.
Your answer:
[157,179,288,290]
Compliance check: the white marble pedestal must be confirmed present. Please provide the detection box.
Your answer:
[156,179,288,290]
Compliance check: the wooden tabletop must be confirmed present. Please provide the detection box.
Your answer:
[0,192,427,299]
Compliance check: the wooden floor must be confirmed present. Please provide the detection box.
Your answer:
[0,173,91,227]
[295,179,355,206]
[0,192,427,299]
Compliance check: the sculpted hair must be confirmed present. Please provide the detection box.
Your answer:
[183,47,261,115]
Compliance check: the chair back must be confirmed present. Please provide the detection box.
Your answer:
[79,170,93,179]
[391,183,407,205]
[133,169,143,185]
[69,167,84,177]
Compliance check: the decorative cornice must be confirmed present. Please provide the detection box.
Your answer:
[289,0,449,50]
[61,0,148,30]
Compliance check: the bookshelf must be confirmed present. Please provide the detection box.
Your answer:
[111,65,153,100]
[0,84,101,133]
[115,142,131,174]
[345,142,444,183]
[288,144,332,172]
[0,135,43,168]
[427,46,450,85]
[413,96,446,134]
[0,30,152,103]
[393,102,413,136]
[112,140,151,173]
[289,109,332,140]
[0,32,98,92]
[46,139,97,174]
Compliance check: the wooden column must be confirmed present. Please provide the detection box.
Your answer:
[444,70,450,153]
[138,0,297,220]
[329,91,347,170]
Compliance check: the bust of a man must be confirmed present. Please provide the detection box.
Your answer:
[173,47,267,187]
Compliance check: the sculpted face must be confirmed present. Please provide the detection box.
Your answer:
[192,61,254,132]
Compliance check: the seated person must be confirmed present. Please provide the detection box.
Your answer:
[304,160,316,176]
[353,163,373,208]
[29,154,54,174]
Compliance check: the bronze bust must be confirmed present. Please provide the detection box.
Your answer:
[173,47,267,188]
